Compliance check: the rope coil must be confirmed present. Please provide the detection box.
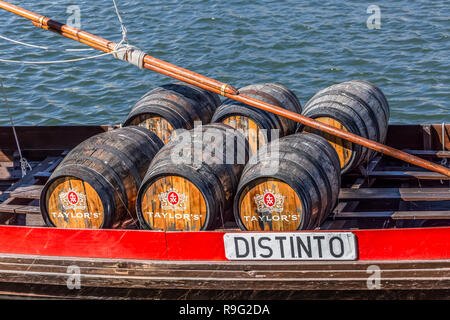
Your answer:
[112,43,145,69]
[38,15,45,28]
[220,84,227,96]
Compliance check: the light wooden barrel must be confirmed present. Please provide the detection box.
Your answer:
[297,80,390,173]
[123,82,221,143]
[234,133,341,231]
[211,83,302,153]
[40,127,163,229]
[136,123,250,231]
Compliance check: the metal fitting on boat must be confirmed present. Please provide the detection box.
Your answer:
[112,43,146,69]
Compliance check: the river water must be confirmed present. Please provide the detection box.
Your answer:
[0,0,448,125]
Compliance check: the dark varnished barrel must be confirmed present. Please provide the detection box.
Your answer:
[297,80,390,173]
[234,133,341,231]
[136,123,250,231]
[123,82,221,144]
[40,126,163,229]
[211,83,302,153]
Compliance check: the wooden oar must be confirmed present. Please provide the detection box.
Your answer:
[1,0,449,177]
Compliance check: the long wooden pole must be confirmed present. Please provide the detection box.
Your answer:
[1,1,449,177]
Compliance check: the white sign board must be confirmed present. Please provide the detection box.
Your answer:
[224,232,357,261]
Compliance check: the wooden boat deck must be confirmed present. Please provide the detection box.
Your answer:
[0,124,449,229]
[0,124,448,298]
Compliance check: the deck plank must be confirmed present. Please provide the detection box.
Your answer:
[10,185,43,200]
[403,150,450,158]
[365,170,449,180]
[334,210,450,220]
[339,188,450,201]
[392,211,450,220]
[0,198,40,215]
[0,157,59,203]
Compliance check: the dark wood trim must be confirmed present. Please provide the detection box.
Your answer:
[334,211,450,220]
[339,188,450,201]
[0,254,447,295]
[0,126,112,161]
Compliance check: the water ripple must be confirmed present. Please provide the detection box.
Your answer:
[0,0,448,126]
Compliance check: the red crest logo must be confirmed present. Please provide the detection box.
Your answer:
[68,191,78,205]
[168,191,179,205]
[264,193,275,207]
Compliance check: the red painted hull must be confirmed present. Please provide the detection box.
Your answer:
[0,125,449,297]
[0,225,448,261]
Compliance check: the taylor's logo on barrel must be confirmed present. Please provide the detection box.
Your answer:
[68,191,78,205]
[59,190,86,210]
[168,191,179,205]
[264,192,275,207]
[159,188,187,211]
[254,189,285,214]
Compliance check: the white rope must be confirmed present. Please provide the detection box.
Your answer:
[0,34,94,51]
[0,1,146,68]
[0,34,49,50]
[0,0,131,65]
[0,1,145,67]
[0,50,121,64]
[112,0,129,45]
[0,78,32,177]
[111,0,146,69]
[113,43,145,69]
[64,48,95,52]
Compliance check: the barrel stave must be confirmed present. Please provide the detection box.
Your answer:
[298,80,390,173]
[41,127,163,229]
[124,82,220,143]
[234,133,340,231]
[212,83,302,153]
[137,124,250,231]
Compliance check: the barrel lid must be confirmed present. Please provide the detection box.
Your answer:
[236,178,305,231]
[138,175,208,231]
[43,176,105,229]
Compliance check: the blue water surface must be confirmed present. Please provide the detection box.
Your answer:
[0,0,448,125]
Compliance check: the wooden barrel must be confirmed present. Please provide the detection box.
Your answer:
[123,82,221,144]
[297,80,390,173]
[136,123,250,231]
[40,126,163,229]
[234,133,341,231]
[211,83,302,153]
